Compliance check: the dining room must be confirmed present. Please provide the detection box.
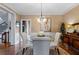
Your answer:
[0,3,79,55]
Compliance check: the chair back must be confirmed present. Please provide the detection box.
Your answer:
[54,32,61,46]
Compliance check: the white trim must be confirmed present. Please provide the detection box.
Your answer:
[0,4,16,14]
[20,19,31,33]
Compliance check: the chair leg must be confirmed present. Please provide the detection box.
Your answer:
[26,47,28,50]
[55,47,60,55]
[22,48,25,55]
[56,48,60,55]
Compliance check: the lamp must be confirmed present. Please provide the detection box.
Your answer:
[37,3,47,23]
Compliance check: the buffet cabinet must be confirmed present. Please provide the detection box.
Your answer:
[63,33,79,51]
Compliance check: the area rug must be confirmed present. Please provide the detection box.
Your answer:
[16,47,57,55]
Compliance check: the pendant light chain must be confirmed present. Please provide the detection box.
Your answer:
[37,1,47,23]
[41,2,42,18]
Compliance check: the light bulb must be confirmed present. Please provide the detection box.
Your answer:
[37,16,47,23]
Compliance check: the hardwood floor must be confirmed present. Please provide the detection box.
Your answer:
[0,44,58,55]
[0,44,15,55]
[59,43,79,55]
[0,43,78,55]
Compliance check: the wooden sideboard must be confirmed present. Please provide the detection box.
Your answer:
[63,33,79,52]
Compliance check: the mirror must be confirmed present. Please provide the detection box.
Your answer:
[72,23,79,32]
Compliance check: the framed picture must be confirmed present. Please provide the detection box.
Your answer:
[44,19,51,32]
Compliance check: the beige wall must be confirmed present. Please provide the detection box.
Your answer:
[64,5,79,24]
[21,15,63,32]
[16,14,21,21]
[64,5,79,30]
[50,16,64,32]
[21,16,40,32]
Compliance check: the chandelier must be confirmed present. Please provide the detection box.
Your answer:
[37,3,47,23]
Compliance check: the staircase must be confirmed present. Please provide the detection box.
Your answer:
[0,13,10,48]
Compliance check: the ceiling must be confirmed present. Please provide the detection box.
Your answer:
[4,3,79,15]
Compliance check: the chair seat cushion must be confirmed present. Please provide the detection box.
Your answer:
[50,42,57,47]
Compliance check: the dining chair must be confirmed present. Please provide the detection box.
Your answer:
[50,32,61,54]
[22,35,33,55]
[18,33,31,55]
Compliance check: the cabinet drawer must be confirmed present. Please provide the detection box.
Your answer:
[72,40,79,49]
